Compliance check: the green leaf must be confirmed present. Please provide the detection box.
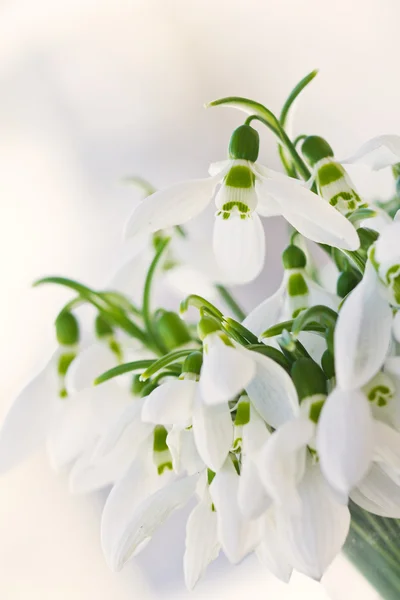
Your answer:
[261,319,325,339]
[222,317,259,345]
[215,285,246,321]
[246,344,290,371]
[206,96,281,137]
[348,208,377,224]
[279,70,318,129]
[94,359,155,385]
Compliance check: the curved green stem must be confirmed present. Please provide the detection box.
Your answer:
[142,237,171,353]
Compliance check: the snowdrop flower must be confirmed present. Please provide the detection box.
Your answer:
[340,134,400,171]
[0,311,80,471]
[243,244,339,362]
[301,136,367,216]
[124,124,359,283]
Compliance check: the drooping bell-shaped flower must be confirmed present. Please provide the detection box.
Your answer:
[124,125,359,284]
[301,135,367,216]
[340,134,400,171]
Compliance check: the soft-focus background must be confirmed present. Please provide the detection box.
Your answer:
[1,0,398,598]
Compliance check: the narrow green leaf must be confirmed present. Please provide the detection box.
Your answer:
[280,70,318,129]
[140,348,195,381]
[180,295,223,319]
[292,305,338,336]
[95,359,155,385]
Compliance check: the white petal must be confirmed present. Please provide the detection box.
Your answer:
[209,459,262,564]
[238,455,271,519]
[393,311,400,343]
[242,402,271,455]
[255,512,293,583]
[277,462,350,580]
[46,382,131,470]
[208,160,231,176]
[124,176,220,239]
[242,283,285,337]
[0,352,60,472]
[258,177,360,250]
[166,426,204,475]
[65,343,117,394]
[374,219,400,266]
[374,420,400,471]
[101,451,169,570]
[92,397,153,460]
[245,351,299,429]
[340,135,400,171]
[102,470,198,571]
[316,388,374,498]
[141,379,196,426]
[192,393,233,472]
[334,263,392,390]
[184,499,220,590]
[200,333,256,405]
[351,462,400,517]
[258,418,314,515]
[213,213,265,284]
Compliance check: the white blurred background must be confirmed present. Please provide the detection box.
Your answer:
[0,0,397,597]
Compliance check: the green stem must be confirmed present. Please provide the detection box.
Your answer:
[215,285,246,321]
[245,114,311,180]
[142,237,171,353]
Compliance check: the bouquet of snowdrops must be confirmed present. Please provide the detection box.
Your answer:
[3,71,400,596]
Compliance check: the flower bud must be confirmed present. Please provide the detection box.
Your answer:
[95,314,114,338]
[336,270,361,298]
[182,351,203,376]
[291,358,327,401]
[229,125,259,162]
[155,311,191,351]
[282,245,307,269]
[55,311,79,346]
[301,135,334,166]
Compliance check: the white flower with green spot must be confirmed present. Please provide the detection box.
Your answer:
[301,136,367,216]
[124,125,359,284]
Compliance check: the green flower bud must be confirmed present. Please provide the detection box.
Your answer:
[282,245,307,269]
[301,136,334,167]
[321,349,335,379]
[182,351,203,376]
[197,316,221,341]
[155,311,191,351]
[229,125,259,162]
[55,311,79,346]
[336,270,361,298]
[95,314,114,338]
[291,357,327,401]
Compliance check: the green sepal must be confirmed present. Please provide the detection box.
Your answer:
[95,314,114,338]
[282,245,307,269]
[228,125,259,162]
[291,357,327,400]
[55,311,79,346]
[140,348,194,381]
[301,136,334,166]
[155,310,192,351]
[337,270,362,298]
[182,351,203,376]
[292,305,338,336]
[321,350,335,379]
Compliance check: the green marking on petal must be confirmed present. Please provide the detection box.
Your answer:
[234,399,250,426]
[386,265,400,304]
[59,387,68,399]
[317,162,345,186]
[153,425,169,452]
[57,352,76,376]
[287,272,309,297]
[157,462,173,475]
[207,468,216,485]
[221,201,251,213]
[309,397,325,424]
[224,165,255,189]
